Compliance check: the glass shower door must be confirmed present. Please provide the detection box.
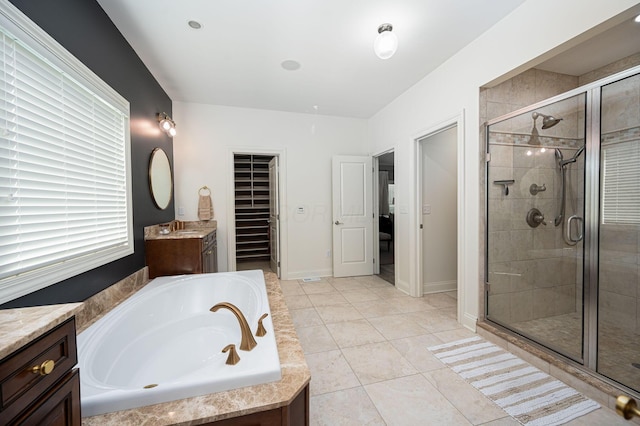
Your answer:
[597,73,640,393]
[486,93,587,362]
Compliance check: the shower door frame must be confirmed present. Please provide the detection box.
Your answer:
[484,64,640,381]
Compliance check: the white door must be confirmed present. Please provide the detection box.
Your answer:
[268,157,280,277]
[332,156,373,277]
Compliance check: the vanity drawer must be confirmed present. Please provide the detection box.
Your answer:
[203,229,216,247]
[12,369,80,426]
[0,317,77,423]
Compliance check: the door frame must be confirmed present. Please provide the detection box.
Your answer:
[413,112,466,325]
[372,148,395,278]
[227,147,288,279]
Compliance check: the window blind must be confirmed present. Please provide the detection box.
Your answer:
[601,139,640,224]
[0,3,131,303]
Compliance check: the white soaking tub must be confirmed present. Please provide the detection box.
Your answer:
[77,270,281,417]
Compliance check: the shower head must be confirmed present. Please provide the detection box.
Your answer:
[532,112,563,129]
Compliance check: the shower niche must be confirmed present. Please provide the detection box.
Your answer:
[485,67,640,396]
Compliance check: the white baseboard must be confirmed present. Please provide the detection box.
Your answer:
[462,312,478,332]
[395,278,412,296]
[422,280,456,294]
[285,269,333,281]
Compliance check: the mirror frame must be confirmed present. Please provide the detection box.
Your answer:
[149,147,173,210]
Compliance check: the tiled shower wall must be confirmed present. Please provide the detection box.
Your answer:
[481,68,582,323]
[481,66,640,333]
[487,136,583,323]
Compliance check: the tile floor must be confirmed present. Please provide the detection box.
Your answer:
[281,275,629,425]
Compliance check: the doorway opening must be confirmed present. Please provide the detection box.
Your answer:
[232,153,280,277]
[418,126,458,296]
[376,151,395,285]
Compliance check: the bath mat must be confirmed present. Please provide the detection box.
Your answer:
[427,336,600,425]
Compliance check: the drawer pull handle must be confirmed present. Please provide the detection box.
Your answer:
[31,359,55,376]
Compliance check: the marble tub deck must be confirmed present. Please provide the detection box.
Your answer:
[0,271,310,426]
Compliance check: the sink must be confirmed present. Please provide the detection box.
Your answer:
[174,230,200,235]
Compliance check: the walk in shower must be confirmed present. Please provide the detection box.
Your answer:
[485,66,640,396]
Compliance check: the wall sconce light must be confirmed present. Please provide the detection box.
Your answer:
[157,112,176,137]
[374,23,398,60]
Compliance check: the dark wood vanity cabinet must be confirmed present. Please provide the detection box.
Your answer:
[146,229,218,278]
[207,384,309,426]
[0,317,80,425]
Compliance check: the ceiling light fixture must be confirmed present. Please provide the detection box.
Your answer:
[635,14,640,23]
[188,20,202,29]
[157,112,176,137]
[374,23,398,60]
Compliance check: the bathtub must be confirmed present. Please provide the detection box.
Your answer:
[77,270,282,417]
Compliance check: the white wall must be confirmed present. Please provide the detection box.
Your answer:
[422,127,457,293]
[172,103,367,279]
[366,0,640,330]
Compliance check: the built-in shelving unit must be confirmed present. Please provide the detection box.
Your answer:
[234,154,273,262]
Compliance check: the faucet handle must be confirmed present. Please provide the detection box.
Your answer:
[256,313,269,337]
[222,344,240,365]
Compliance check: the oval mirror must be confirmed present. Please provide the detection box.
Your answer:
[149,147,172,210]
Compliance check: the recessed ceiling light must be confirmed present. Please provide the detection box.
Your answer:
[281,60,301,71]
[635,14,640,23]
[188,20,202,29]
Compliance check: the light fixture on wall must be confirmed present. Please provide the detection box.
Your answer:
[374,23,398,60]
[157,112,176,137]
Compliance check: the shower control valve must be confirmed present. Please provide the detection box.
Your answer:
[526,208,547,228]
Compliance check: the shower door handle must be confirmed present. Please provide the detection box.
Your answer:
[566,215,583,244]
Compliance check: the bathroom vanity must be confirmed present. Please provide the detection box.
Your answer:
[144,221,217,278]
[0,306,81,425]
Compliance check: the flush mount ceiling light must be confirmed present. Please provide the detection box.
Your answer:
[635,14,640,23]
[374,23,398,60]
[157,112,176,137]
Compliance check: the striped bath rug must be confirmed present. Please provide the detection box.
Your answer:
[427,336,600,425]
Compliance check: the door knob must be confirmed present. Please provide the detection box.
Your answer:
[334,221,343,225]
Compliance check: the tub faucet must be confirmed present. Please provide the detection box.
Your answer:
[210,302,257,351]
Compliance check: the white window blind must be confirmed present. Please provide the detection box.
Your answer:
[601,139,640,224]
[0,3,132,304]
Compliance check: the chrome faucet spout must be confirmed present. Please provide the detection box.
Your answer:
[210,302,257,351]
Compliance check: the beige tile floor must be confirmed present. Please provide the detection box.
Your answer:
[282,275,629,425]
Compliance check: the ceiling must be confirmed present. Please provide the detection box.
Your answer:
[96,0,526,118]
[537,11,640,77]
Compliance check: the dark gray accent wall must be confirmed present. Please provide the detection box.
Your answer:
[1,0,174,308]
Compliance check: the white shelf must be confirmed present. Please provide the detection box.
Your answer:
[234,154,274,262]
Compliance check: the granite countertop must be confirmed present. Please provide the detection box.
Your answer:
[83,271,310,425]
[144,221,217,241]
[0,303,83,360]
